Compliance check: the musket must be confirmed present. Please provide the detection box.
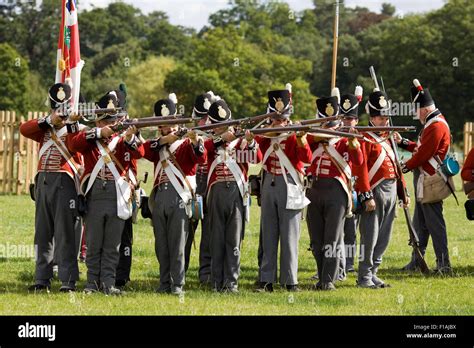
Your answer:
[250,124,363,139]
[191,111,279,132]
[339,126,417,133]
[111,118,193,132]
[298,115,342,126]
[369,66,430,274]
[331,0,340,91]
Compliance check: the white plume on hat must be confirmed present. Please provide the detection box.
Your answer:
[207,90,221,102]
[331,87,340,104]
[285,83,292,93]
[168,93,178,104]
[355,85,363,102]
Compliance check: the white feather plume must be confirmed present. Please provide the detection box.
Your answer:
[285,83,292,93]
[331,87,340,104]
[413,79,421,88]
[355,85,363,100]
[168,93,178,104]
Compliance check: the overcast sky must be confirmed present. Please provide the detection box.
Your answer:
[79,0,446,30]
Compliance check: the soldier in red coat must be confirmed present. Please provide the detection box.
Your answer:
[397,80,452,273]
[68,90,144,295]
[20,83,83,293]
[204,99,262,292]
[143,95,207,295]
[461,148,474,184]
[355,90,409,288]
[255,88,312,292]
[306,90,363,290]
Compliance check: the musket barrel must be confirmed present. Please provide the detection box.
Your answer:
[340,126,417,132]
[299,116,340,126]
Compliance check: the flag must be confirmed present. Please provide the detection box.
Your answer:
[55,0,84,113]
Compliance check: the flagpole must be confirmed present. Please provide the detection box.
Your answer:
[330,0,340,91]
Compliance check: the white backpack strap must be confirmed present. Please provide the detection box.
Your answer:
[206,139,241,187]
[262,138,278,168]
[129,169,137,186]
[84,156,105,196]
[274,145,303,188]
[164,160,194,204]
[38,127,68,160]
[323,141,351,179]
[97,141,123,181]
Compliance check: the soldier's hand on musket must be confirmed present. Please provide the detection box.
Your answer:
[67,113,83,123]
[364,198,376,212]
[187,130,201,146]
[161,133,180,145]
[100,126,115,139]
[392,131,402,144]
[125,125,138,142]
[221,131,237,143]
[245,130,254,143]
[403,196,410,208]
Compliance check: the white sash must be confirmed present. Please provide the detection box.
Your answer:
[263,138,310,210]
[154,139,196,218]
[207,139,250,222]
[366,132,397,188]
[84,137,132,220]
[153,139,186,184]
[321,142,353,216]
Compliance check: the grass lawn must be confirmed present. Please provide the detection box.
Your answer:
[0,160,473,315]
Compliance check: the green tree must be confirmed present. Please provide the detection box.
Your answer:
[0,43,29,112]
[125,55,177,117]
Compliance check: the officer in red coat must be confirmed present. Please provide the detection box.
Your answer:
[396,80,452,273]
[20,83,83,293]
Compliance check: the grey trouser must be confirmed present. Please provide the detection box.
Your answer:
[34,172,79,284]
[116,218,133,282]
[260,173,301,286]
[306,178,347,284]
[410,169,450,268]
[358,179,396,284]
[85,180,124,288]
[152,182,190,290]
[344,215,359,269]
[208,181,244,289]
[189,171,211,283]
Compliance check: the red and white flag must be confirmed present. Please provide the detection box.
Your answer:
[55,0,84,113]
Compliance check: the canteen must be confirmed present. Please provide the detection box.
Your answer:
[352,191,361,213]
[440,154,460,177]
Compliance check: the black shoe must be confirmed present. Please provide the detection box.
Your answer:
[115,279,128,288]
[286,285,300,292]
[255,282,273,293]
[84,282,99,294]
[59,283,76,292]
[346,266,356,273]
[103,286,123,296]
[28,284,51,293]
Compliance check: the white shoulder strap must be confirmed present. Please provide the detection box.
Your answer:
[84,138,121,195]
[311,137,339,163]
[323,142,352,180]
[153,139,186,184]
[38,127,68,159]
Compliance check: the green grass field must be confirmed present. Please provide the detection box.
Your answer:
[0,160,473,315]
